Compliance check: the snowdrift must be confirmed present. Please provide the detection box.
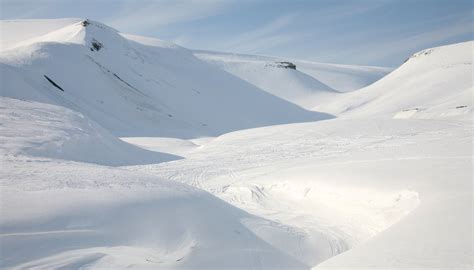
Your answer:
[0,158,307,269]
[0,97,178,166]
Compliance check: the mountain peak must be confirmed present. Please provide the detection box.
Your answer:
[78,19,118,33]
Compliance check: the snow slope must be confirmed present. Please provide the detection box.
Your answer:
[128,41,473,268]
[194,50,339,109]
[1,170,306,269]
[0,97,310,269]
[194,51,391,104]
[130,117,472,269]
[317,41,473,119]
[0,19,330,138]
[0,18,80,51]
[0,97,178,166]
[292,60,392,93]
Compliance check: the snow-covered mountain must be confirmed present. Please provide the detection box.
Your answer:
[1,18,472,270]
[0,19,331,139]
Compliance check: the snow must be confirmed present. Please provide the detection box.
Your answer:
[128,118,472,268]
[193,50,337,109]
[0,97,178,166]
[317,41,473,120]
[0,19,330,139]
[1,18,472,269]
[1,158,306,269]
[0,18,83,51]
[194,50,391,109]
[120,137,201,157]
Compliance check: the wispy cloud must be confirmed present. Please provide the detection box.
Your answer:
[0,0,49,19]
[307,0,391,23]
[212,1,391,55]
[1,0,471,66]
[328,15,474,66]
[215,14,299,53]
[104,0,234,34]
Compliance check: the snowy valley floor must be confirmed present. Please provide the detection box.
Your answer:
[2,104,472,268]
[127,117,473,269]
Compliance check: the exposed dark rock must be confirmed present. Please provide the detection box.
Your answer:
[44,75,64,92]
[91,39,103,51]
[266,61,297,70]
[405,48,434,63]
[276,61,296,70]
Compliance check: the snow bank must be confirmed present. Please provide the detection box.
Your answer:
[0,160,306,269]
[0,97,178,165]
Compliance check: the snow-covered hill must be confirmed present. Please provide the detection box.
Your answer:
[0,97,178,166]
[1,18,472,270]
[194,50,391,109]
[194,50,392,93]
[318,41,473,119]
[194,50,337,109]
[0,19,330,138]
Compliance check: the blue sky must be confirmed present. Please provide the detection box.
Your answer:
[1,0,472,67]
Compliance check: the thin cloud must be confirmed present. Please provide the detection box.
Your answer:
[307,0,392,23]
[337,17,473,66]
[216,14,298,53]
[104,0,234,34]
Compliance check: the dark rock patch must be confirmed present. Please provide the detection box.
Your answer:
[91,39,103,51]
[276,61,296,70]
[44,75,64,92]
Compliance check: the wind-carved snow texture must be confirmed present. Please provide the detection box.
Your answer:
[0,19,472,269]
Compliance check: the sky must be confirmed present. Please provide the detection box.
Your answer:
[1,0,472,67]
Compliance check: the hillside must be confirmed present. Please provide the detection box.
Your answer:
[0,19,330,139]
[194,50,391,109]
[317,41,473,119]
[0,97,178,166]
